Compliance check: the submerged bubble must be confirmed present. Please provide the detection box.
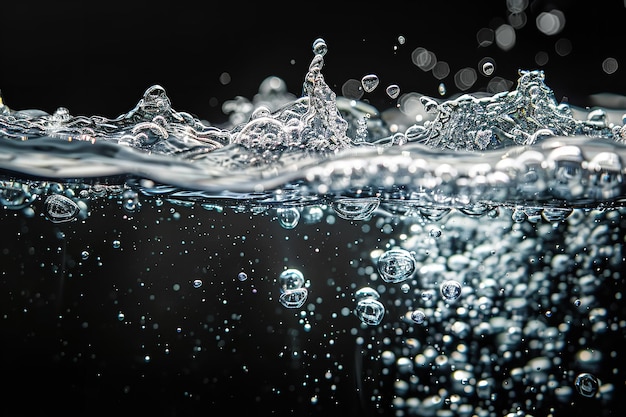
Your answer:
[279,288,308,308]
[574,372,600,397]
[587,151,623,199]
[440,280,462,301]
[410,309,426,324]
[44,194,80,223]
[354,298,385,326]
[0,181,36,209]
[355,286,381,301]
[276,207,300,229]
[332,197,379,220]
[237,272,248,281]
[377,249,417,283]
[192,279,203,288]
[279,268,305,292]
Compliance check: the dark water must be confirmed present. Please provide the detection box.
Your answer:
[1,32,625,417]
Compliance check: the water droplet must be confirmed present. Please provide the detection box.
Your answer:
[440,280,462,301]
[481,60,495,75]
[385,84,400,99]
[312,38,327,56]
[361,74,380,93]
[377,249,417,283]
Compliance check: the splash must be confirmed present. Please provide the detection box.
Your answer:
[1,36,624,417]
[0,38,625,212]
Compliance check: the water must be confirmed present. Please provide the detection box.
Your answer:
[1,36,625,416]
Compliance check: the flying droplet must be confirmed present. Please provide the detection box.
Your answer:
[385,84,401,99]
[361,74,380,93]
[312,38,327,56]
[482,60,495,75]
[438,83,447,96]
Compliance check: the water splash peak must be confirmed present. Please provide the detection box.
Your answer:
[0,38,625,216]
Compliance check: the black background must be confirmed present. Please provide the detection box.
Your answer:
[2,0,626,124]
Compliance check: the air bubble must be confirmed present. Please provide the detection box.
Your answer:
[44,194,80,223]
[440,280,462,301]
[574,373,600,398]
[276,207,300,229]
[279,268,305,292]
[354,298,385,326]
[410,309,426,324]
[279,288,308,308]
[377,249,417,283]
